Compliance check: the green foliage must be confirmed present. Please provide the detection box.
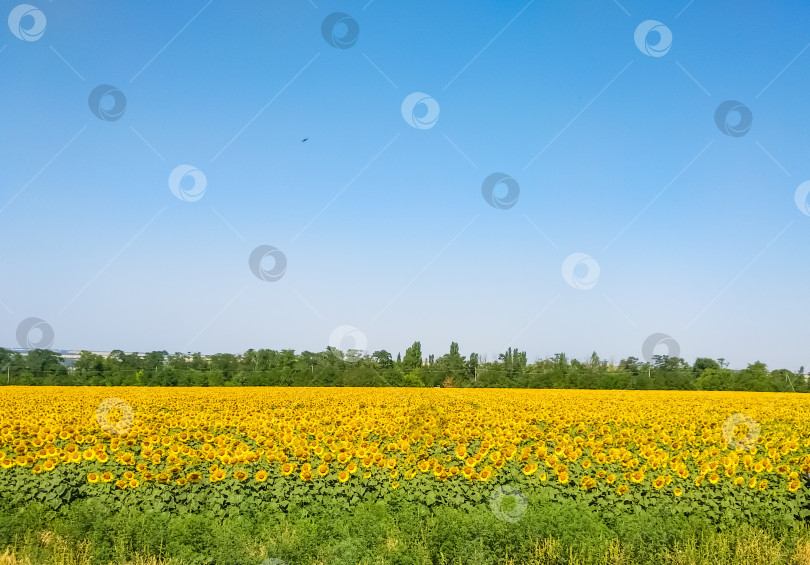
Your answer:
[398,369,421,387]
[402,341,423,373]
[2,344,807,393]
[3,489,810,565]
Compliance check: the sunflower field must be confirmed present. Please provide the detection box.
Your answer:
[1,386,809,532]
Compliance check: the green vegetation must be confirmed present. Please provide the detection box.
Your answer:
[3,492,810,565]
[0,343,806,392]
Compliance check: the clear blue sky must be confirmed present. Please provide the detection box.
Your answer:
[3,0,809,370]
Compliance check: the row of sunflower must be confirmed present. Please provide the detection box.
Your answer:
[1,386,809,515]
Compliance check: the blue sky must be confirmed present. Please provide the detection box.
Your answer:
[2,0,809,370]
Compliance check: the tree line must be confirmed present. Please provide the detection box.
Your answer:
[0,342,806,392]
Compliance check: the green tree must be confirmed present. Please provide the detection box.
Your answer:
[342,363,385,387]
[434,342,465,386]
[372,350,393,369]
[734,362,771,391]
[551,353,570,388]
[651,357,693,390]
[143,351,168,385]
[210,353,239,383]
[693,357,720,376]
[770,369,797,393]
[402,369,424,387]
[26,349,67,380]
[696,367,734,391]
[73,351,105,385]
[403,341,422,372]
[0,349,24,384]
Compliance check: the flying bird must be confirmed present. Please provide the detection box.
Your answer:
[301,138,309,143]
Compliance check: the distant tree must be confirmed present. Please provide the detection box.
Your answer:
[434,342,465,385]
[345,349,365,364]
[499,348,527,383]
[619,356,641,376]
[296,350,319,382]
[210,353,239,383]
[342,363,385,387]
[477,363,508,388]
[105,350,142,385]
[597,363,632,390]
[2,339,807,393]
[26,349,67,380]
[579,352,606,388]
[73,351,105,384]
[796,366,809,393]
[402,370,424,387]
[207,369,224,387]
[168,353,187,370]
[551,353,570,388]
[734,362,771,391]
[770,369,797,393]
[633,362,653,390]
[693,358,720,376]
[372,350,393,368]
[142,351,168,384]
[466,352,479,385]
[696,368,734,391]
[403,341,422,372]
[652,357,693,390]
[188,353,208,372]
[0,348,17,373]
[524,361,546,389]
[379,364,403,387]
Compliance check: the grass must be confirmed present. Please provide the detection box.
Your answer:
[0,531,180,565]
[2,500,810,565]
[4,528,810,565]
